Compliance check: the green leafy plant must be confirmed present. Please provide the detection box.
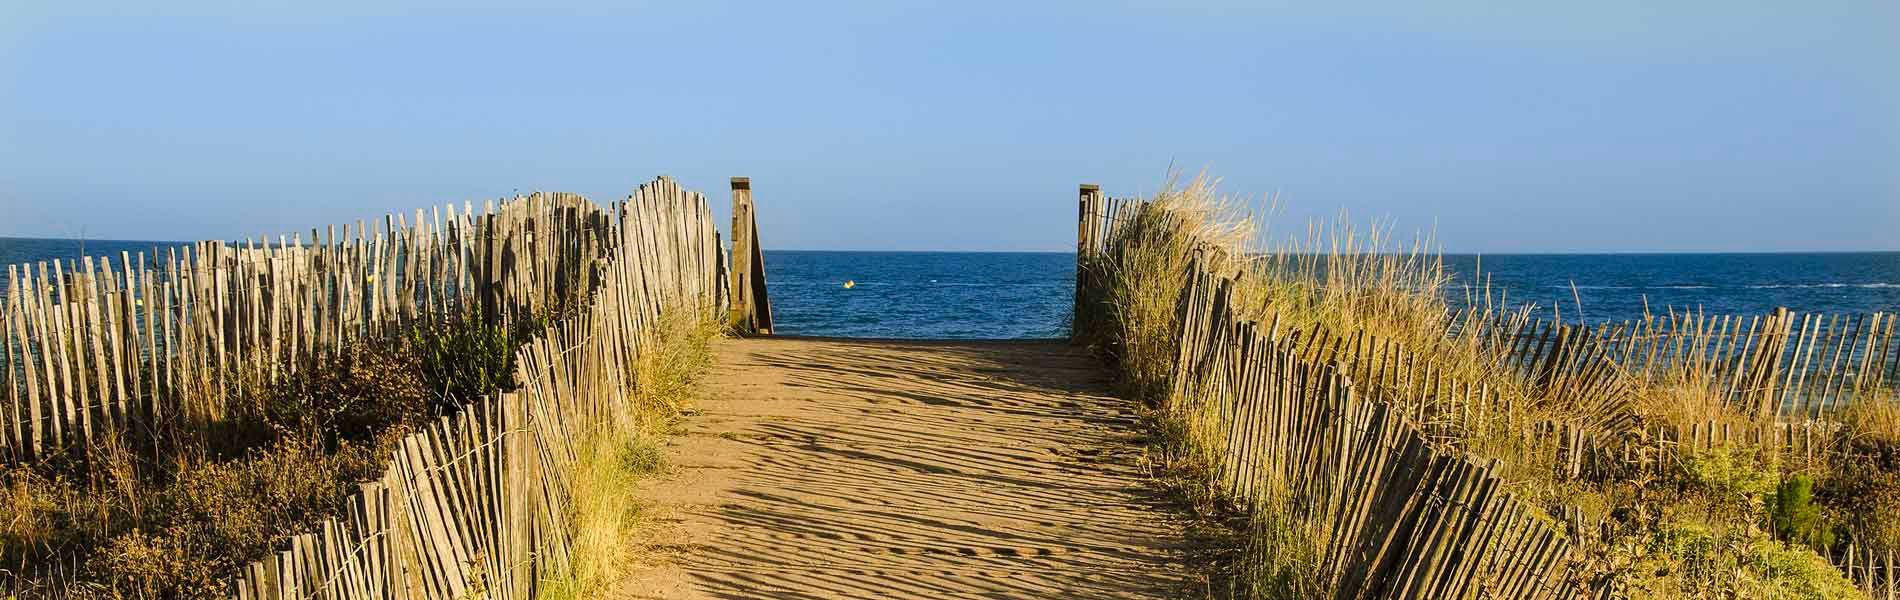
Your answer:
[1616,520,1859,600]
[1768,475,1837,554]
[412,311,527,406]
[1681,445,1777,524]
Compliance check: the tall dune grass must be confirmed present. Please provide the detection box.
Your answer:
[1078,173,1253,405]
[539,307,720,600]
[1082,172,1873,598]
[1079,174,1340,597]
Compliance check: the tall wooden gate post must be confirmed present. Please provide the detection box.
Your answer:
[729,177,773,335]
[1072,183,1102,343]
[730,177,752,329]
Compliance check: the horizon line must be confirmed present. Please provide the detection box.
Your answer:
[2,236,1897,256]
[762,248,1900,256]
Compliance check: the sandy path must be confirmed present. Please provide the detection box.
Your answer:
[617,336,1199,599]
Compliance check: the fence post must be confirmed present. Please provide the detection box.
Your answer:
[1077,184,1101,258]
[729,177,773,335]
[1073,184,1101,343]
[730,177,753,332]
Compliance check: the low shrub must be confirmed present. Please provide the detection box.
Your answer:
[1,431,401,600]
[1615,521,1859,600]
[220,337,435,455]
[87,434,396,599]
[1680,445,1778,524]
[3,331,440,599]
[1819,401,1900,555]
[412,311,534,407]
[1767,475,1837,555]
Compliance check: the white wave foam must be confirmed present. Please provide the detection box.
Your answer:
[1559,283,1900,290]
[1746,283,1900,289]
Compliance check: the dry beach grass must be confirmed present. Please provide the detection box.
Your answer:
[1076,172,1887,598]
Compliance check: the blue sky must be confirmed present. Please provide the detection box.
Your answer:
[2,1,1895,252]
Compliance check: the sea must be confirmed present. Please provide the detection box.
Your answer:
[3,238,1897,338]
[765,251,1900,337]
[1439,253,1900,324]
[0,238,192,273]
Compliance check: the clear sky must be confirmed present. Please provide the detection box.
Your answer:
[2,1,1895,253]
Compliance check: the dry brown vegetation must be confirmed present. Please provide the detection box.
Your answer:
[1080,172,1888,599]
[0,312,534,599]
[1,303,722,600]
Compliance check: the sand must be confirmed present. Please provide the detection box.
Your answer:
[614,336,1201,599]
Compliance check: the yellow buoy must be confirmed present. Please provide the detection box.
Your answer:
[843,280,855,289]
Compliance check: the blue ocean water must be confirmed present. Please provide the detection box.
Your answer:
[0,237,189,280]
[763,251,1900,338]
[1442,252,1900,324]
[763,251,1075,339]
[3,239,1896,338]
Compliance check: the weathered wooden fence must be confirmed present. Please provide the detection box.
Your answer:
[1493,309,1898,419]
[1168,258,1595,599]
[0,190,636,462]
[1075,184,1898,597]
[0,174,775,465]
[1077,187,1592,597]
[1074,183,1143,261]
[225,176,741,599]
[1485,310,1899,596]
